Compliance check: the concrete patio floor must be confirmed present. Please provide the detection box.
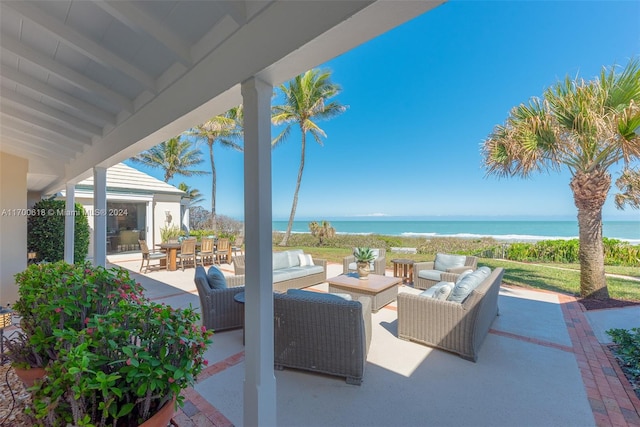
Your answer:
[108,254,640,427]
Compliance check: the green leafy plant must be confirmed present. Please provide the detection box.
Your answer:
[27,198,90,263]
[309,220,336,246]
[607,328,640,390]
[9,261,146,370]
[353,247,375,263]
[10,261,212,426]
[160,225,182,242]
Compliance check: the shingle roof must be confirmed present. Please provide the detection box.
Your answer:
[77,163,184,195]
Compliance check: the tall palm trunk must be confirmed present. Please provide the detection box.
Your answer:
[570,169,611,299]
[208,140,217,232]
[280,128,306,246]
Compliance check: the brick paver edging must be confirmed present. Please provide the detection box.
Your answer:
[558,294,640,427]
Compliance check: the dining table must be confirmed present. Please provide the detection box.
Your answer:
[155,241,202,271]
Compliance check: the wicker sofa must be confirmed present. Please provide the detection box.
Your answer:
[274,290,372,385]
[397,267,504,362]
[232,250,327,293]
[193,266,245,331]
[413,254,478,290]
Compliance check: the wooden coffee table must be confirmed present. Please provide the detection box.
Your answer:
[327,273,402,312]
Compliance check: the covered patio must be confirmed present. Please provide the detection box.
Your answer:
[0,1,444,424]
[98,257,640,426]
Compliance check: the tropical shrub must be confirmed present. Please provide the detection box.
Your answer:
[27,198,90,263]
[607,328,640,387]
[506,239,639,267]
[160,225,182,242]
[308,220,336,246]
[11,261,212,426]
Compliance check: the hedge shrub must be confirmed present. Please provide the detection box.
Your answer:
[27,199,90,263]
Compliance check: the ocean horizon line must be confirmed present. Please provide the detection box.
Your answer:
[271,219,640,245]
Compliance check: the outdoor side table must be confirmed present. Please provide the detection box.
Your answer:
[233,292,245,344]
[391,258,414,285]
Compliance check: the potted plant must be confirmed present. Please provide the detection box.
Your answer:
[29,299,211,426]
[2,331,47,387]
[9,261,211,426]
[9,262,144,373]
[353,247,375,279]
[160,225,182,243]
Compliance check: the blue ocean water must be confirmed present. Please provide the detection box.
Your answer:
[272,220,640,244]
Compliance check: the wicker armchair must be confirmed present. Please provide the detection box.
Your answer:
[413,254,478,290]
[274,291,372,385]
[397,267,504,362]
[343,248,386,275]
[193,266,246,331]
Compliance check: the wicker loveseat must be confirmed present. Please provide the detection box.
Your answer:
[274,290,372,385]
[397,267,504,362]
[232,250,327,293]
[193,266,245,331]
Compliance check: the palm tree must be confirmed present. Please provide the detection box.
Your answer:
[178,182,205,207]
[482,58,640,299]
[309,220,336,245]
[272,69,346,246]
[187,107,243,231]
[614,167,640,209]
[130,137,209,183]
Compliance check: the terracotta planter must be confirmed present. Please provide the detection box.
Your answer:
[12,366,46,388]
[356,262,370,280]
[139,397,176,427]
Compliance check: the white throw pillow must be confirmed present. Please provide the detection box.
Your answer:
[433,283,454,300]
[298,253,314,266]
[419,281,454,299]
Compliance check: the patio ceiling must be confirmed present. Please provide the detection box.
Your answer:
[0,0,443,194]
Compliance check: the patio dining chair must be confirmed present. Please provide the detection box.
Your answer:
[214,238,231,264]
[231,235,244,257]
[139,240,166,273]
[176,238,197,271]
[198,237,215,266]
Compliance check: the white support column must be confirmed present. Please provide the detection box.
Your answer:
[64,183,75,263]
[241,76,276,426]
[93,167,107,267]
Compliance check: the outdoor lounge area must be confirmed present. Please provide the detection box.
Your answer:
[80,254,639,426]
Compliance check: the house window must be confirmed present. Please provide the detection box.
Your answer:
[107,202,146,253]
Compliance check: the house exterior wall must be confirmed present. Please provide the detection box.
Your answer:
[0,152,28,305]
[153,194,183,246]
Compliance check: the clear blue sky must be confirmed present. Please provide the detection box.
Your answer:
[127,0,640,222]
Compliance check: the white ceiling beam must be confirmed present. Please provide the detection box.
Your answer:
[1,105,91,145]
[93,0,192,67]
[0,65,116,126]
[0,35,133,113]
[1,117,85,152]
[1,129,76,160]
[1,1,157,92]
[1,90,103,136]
[1,143,65,164]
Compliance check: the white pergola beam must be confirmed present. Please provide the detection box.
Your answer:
[1,105,92,145]
[0,65,116,126]
[94,1,192,67]
[2,125,81,156]
[0,135,70,161]
[2,1,157,92]
[0,35,133,113]
[1,91,103,136]
[1,117,85,152]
